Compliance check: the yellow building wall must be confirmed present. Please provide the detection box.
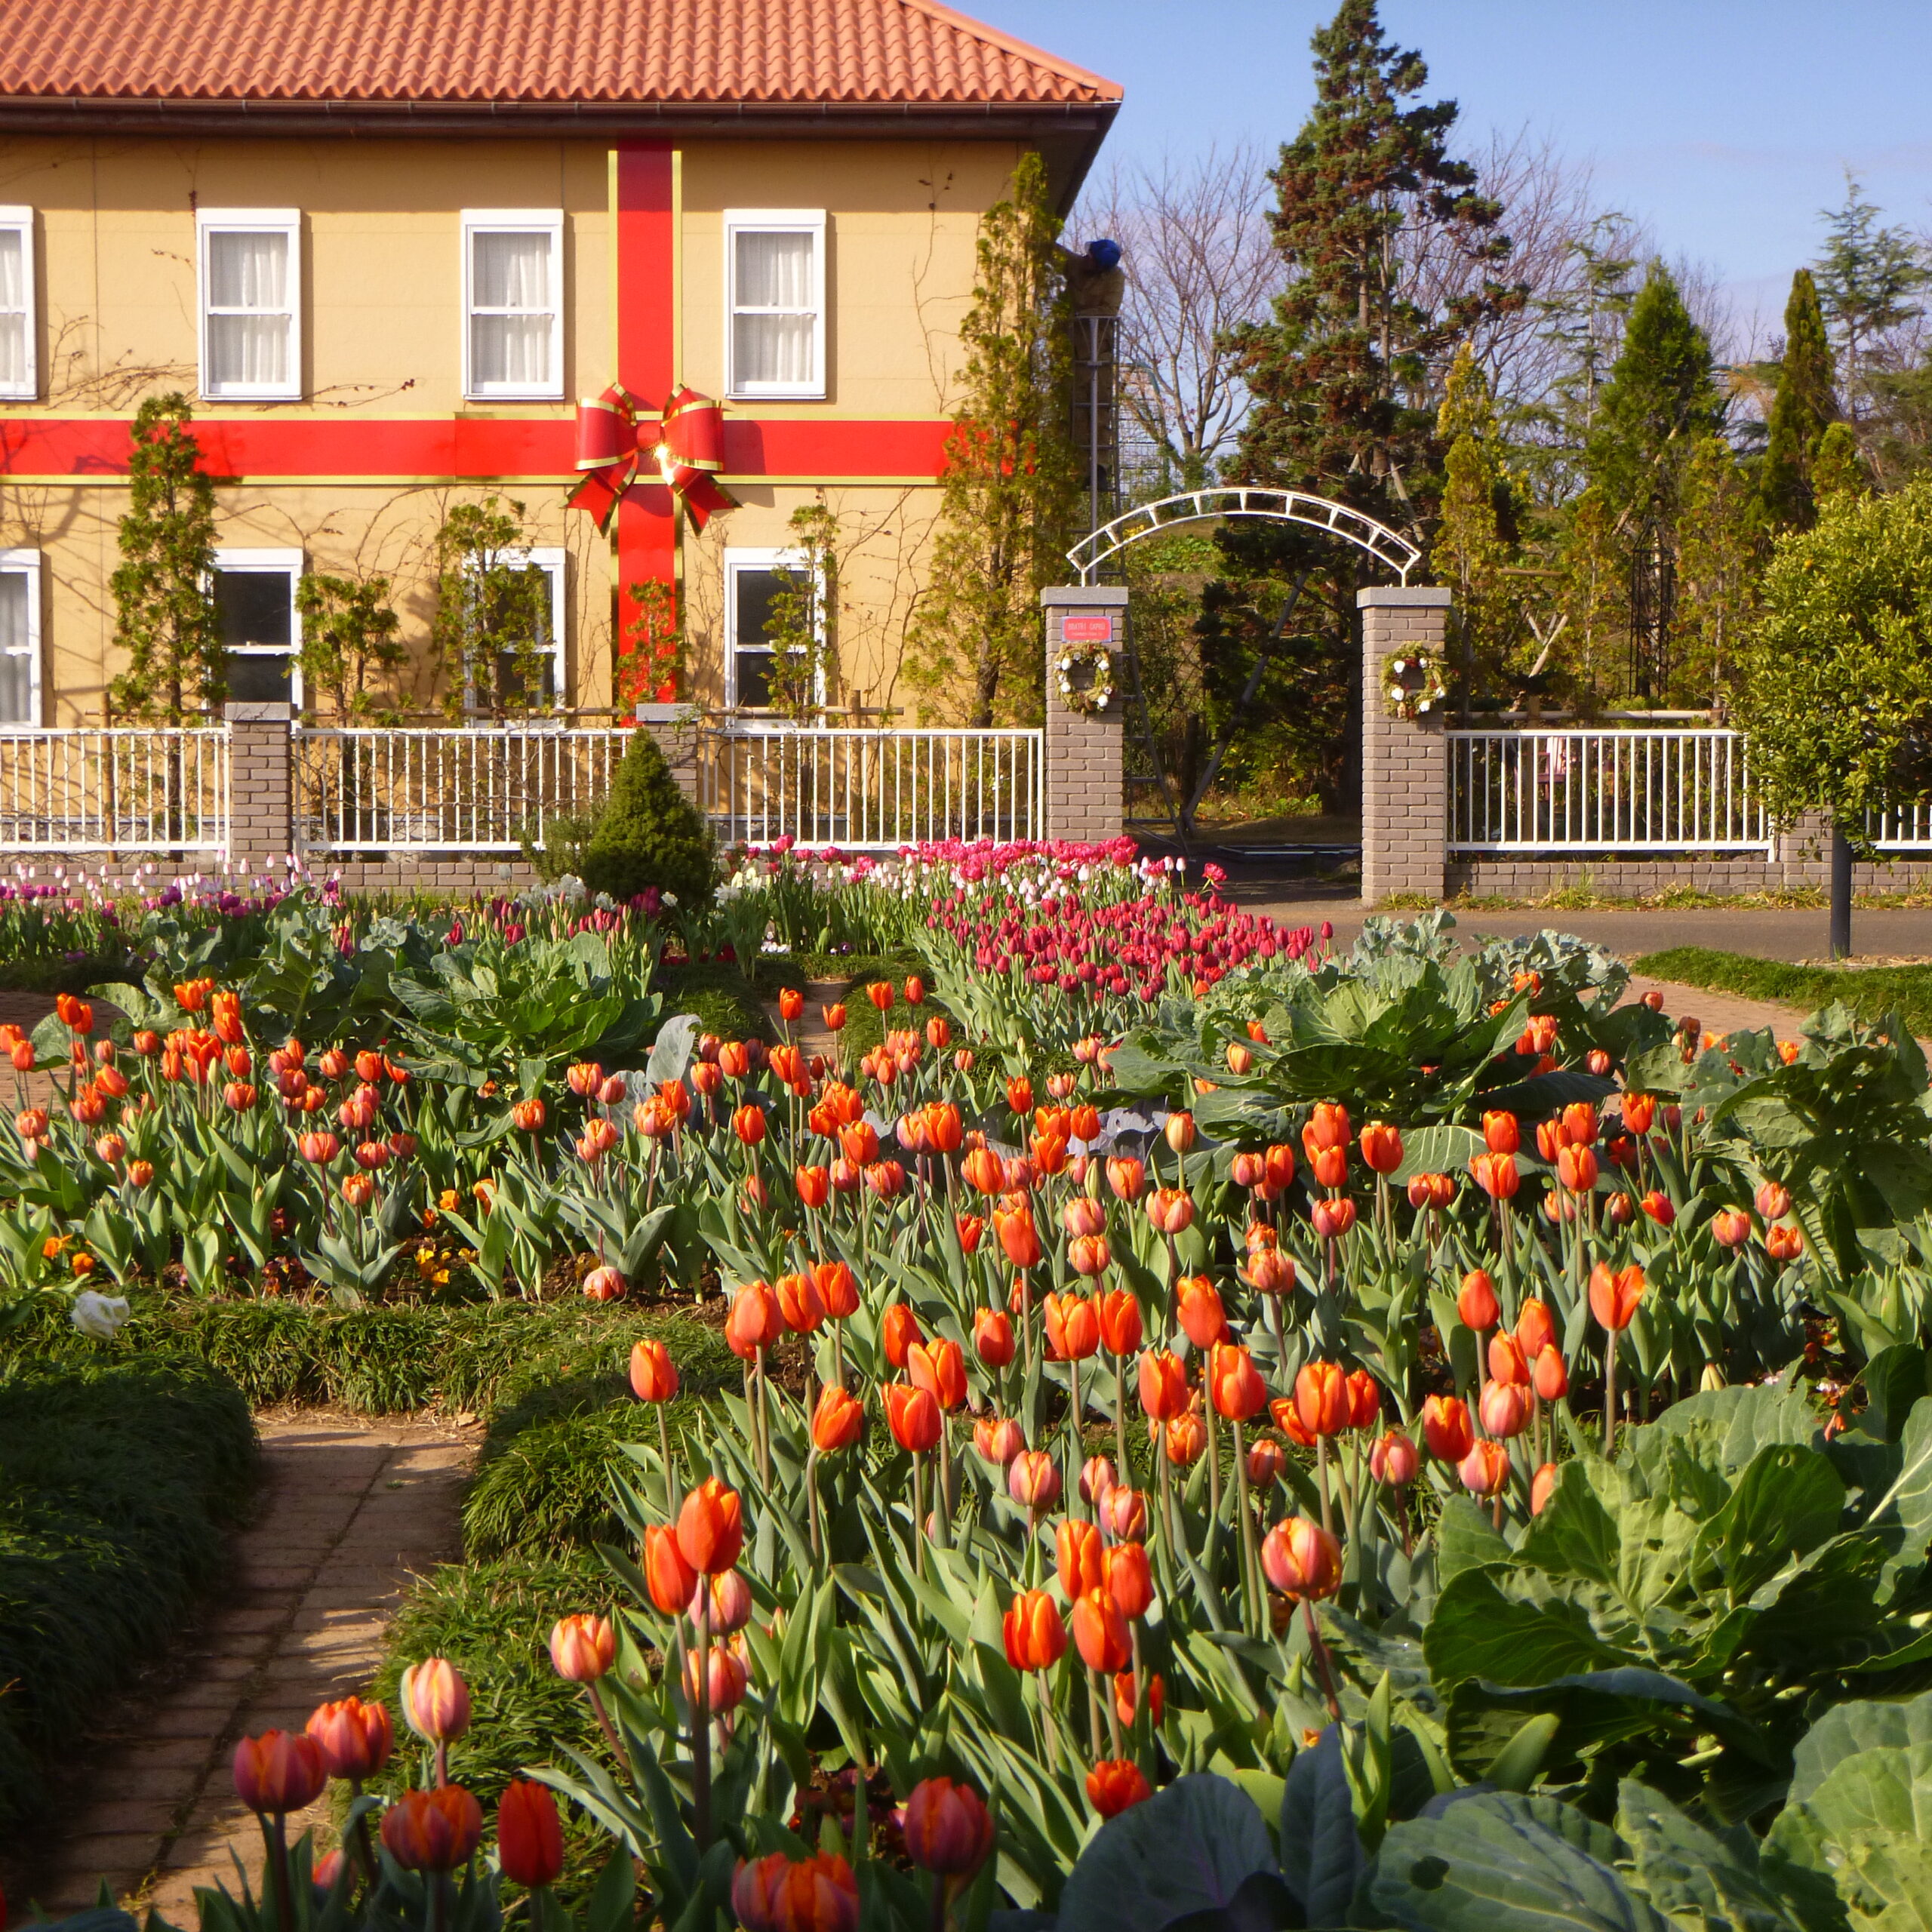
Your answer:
[0,132,1024,722]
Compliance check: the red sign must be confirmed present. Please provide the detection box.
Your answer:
[1061,615,1113,641]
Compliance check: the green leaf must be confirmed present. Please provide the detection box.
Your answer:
[1615,1780,1806,1932]
[1370,1792,1669,1932]
[1054,1774,1281,1932]
[1423,1570,1634,1692]
[1435,1496,1512,1584]
[1769,1743,1932,1932]
[1792,1694,1932,1804]
[1280,1727,1363,1930]
[1854,1348,1932,1444]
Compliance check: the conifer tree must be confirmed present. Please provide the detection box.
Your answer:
[1814,175,1929,420]
[1675,435,1761,702]
[1761,269,1838,528]
[1429,343,1515,687]
[1812,420,1872,501]
[109,394,221,722]
[906,152,1077,725]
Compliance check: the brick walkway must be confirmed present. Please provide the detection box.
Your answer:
[32,1410,478,1919]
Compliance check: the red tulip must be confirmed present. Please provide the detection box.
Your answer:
[1481,1110,1520,1153]
[1359,1122,1403,1174]
[1209,1343,1267,1421]
[884,1382,943,1454]
[306,1696,392,1780]
[1072,1587,1133,1672]
[1057,1518,1105,1598]
[902,1777,994,1878]
[1515,1296,1556,1358]
[1086,1758,1151,1817]
[1103,1542,1154,1619]
[677,1477,745,1574]
[1260,1517,1342,1601]
[973,1307,1016,1367]
[233,1729,328,1815]
[643,1524,699,1614]
[726,1281,783,1358]
[814,1259,860,1319]
[1174,1275,1226,1349]
[497,1780,565,1889]
[1534,1345,1569,1401]
[974,1414,1024,1466]
[1589,1262,1645,1332]
[1457,1269,1500,1331]
[1002,1589,1066,1671]
[382,1786,483,1872]
[1469,1151,1520,1200]
[1097,1287,1143,1355]
[1531,1463,1560,1514]
[1294,1361,1348,1438]
[881,1300,922,1367]
[629,1338,678,1403]
[1137,1350,1188,1421]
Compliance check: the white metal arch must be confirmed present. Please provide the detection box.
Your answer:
[1066,487,1422,585]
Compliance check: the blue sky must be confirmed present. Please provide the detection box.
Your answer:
[987,0,1932,339]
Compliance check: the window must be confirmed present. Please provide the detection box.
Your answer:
[724,548,820,711]
[198,210,300,400]
[466,547,565,715]
[0,549,41,725]
[212,548,301,706]
[0,210,35,400]
[724,211,824,399]
[463,211,562,399]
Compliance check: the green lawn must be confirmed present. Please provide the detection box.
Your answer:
[1634,946,1932,1037]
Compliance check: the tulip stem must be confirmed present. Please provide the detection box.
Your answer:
[657,1406,680,1521]
[1315,1435,1334,1539]
[588,1681,631,1777]
[692,1601,713,1851]
[1113,1355,1131,1490]
[805,1443,823,1563]
[1602,1338,1619,1463]
[1303,1597,1343,1721]
[913,1454,927,1579]
[1232,1420,1260,1635]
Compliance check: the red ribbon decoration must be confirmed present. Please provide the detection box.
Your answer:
[567,382,738,531]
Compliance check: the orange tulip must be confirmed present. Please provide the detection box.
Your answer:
[1066,1232,1112,1279]
[1086,1758,1152,1817]
[232,1729,328,1816]
[1247,1247,1296,1294]
[1343,1367,1381,1429]
[1312,1144,1349,1190]
[1369,1430,1418,1487]
[382,1786,483,1873]
[1459,1439,1512,1497]
[994,1205,1043,1269]
[1481,1109,1521,1153]
[884,1382,943,1454]
[726,1281,783,1359]
[1710,1207,1752,1248]
[731,1104,767,1146]
[811,1384,865,1453]
[683,1644,749,1715]
[814,1259,860,1319]
[1766,1223,1804,1261]
[676,1476,745,1574]
[1310,1195,1356,1238]
[1002,1589,1066,1671]
[1457,1269,1500,1331]
[1159,1411,1206,1465]
[305,1696,392,1780]
[1145,1187,1194,1234]
[1293,1361,1348,1438]
[643,1524,699,1614]
[1137,1349,1188,1422]
[1534,1345,1569,1401]
[1557,1143,1599,1194]
[1515,1296,1556,1358]
[1621,1091,1657,1134]
[1487,1331,1529,1387]
[1421,1393,1475,1463]
[974,1414,1024,1466]
[1260,1517,1342,1601]
[1209,1343,1267,1422]
[1103,1542,1155,1619]
[795,1164,830,1210]
[880,1300,922,1368]
[1531,1463,1561,1514]
[1302,1100,1349,1156]
[1072,1587,1133,1672]
[1469,1151,1520,1200]
[907,1337,968,1411]
[973,1307,1016,1367]
[1114,1669,1164,1729]
[549,1614,616,1682]
[1106,1155,1146,1201]
[1174,1275,1227,1349]
[1057,1517,1105,1598]
[1359,1122,1403,1174]
[1588,1262,1645,1331]
[964,1147,1008,1195]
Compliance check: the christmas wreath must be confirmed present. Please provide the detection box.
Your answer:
[1054,641,1116,716]
[1381,646,1448,721]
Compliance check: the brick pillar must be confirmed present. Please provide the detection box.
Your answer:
[1041,586,1128,844]
[635,701,700,808]
[1359,586,1452,903]
[223,702,293,869]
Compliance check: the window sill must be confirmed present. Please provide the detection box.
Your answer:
[727,387,827,403]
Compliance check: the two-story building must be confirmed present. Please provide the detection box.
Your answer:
[0,0,1118,728]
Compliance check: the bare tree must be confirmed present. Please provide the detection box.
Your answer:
[1076,143,1284,494]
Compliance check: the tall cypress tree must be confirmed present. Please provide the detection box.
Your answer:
[1761,268,1837,528]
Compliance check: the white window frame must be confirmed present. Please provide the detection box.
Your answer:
[0,548,43,728]
[724,546,825,716]
[211,546,303,708]
[724,210,826,401]
[462,210,565,401]
[197,208,302,401]
[0,210,36,401]
[463,545,566,720]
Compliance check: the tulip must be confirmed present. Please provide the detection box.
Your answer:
[511,1097,546,1133]
[1137,1349,1187,1422]
[884,1382,943,1454]
[1311,1144,1349,1190]
[794,1164,830,1211]
[903,1776,995,1878]
[1103,1541,1154,1619]
[1459,1439,1512,1497]
[1515,1296,1556,1358]
[1002,1589,1067,1671]
[1767,1223,1804,1261]
[1008,1449,1062,1514]
[1210,1344,1267,1422]
[1115,1669,1164,1730]
[1294,1361,1348,1438]
[683,1643,749,1716]
[777,1271,826,1335]
[549,1614,615,1682]
[1094,1287,1143,1358]
[709,1569,754,1635]
[964,1147,1007,1195]
[1247,1247,1296,1295]
[1755,1179,1792,1222]
[1073,1587,1133,1673]
[1640,1189,1676,1226]
[1369,1429,1418,1487]
[973,1307,1016,1368]
[1457,1269,1500,1331]
[305,1696,393,1781]
[1101,1484,1149,1540]
[1106,1155,1146,1201]
[1343,1367,1381,1430]
[401,1657,470,1745]
[678,1477,745,1574]
[1479,1379,1530,1439]
[994,1206,1043,1269]
[814,1260,860,1319]
[1534,1345,1569,1401]
[299,1130,340,1164]
[1488,1331,1529,1386]
[1302,1100,1349,1155]
[1710,1207,1752,1248]
[974,1414,1024,1466]
[233,1729,328,1816]
[881,1300,922,1367]
[1231,1151,1265,1189]
[643,1524,699,1614]
[1164,1110,1196,1153]
[1531,1463,1560,1515]
[382,1786,484,1872]
[735,1853,860,1932]
[1359,1121,1402,1174]
[629,1339,679,1404]
[1087,1758,1152,1817]
[841,1121,880,1166]
[583,1264,625,1303]
[1260,1517,1341,1600]
[1057,1518,1105,1598]
[811,1384,865,1454]
[1310,1195,1356,1239]
[725,1281,782,1359]
[1145,1187,1194,1234]
[1469,1151,1520,1200]
[1621,1091,1657,1134]
[1174,1275,1226,1349]
[497,1780,565,1890]
[1067,1232,1112,1279]
[1557,1143,1599,1194]
[1481,1109,1521,1153]
[1589,1262,1644,1332]
[1421,1393,1474,1463]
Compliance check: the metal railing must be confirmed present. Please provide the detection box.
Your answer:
[0,728,229,854]
[697,725,1043,849]
[1447,727,1772,854]
[294,726,626,854]
[1869,802,1932,852]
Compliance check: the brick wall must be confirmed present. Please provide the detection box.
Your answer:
[223,703,294,867]
[1042,586,1128,844]
[1359,587,1452,902]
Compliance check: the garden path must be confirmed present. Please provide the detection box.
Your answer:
[33,1408,478,1921]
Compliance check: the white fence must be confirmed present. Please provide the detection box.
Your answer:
[698,725,1043,849]
[0,728,229,854]
[294,726,627,854]
[1447,727,1773,854]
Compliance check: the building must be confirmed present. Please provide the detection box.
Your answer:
[0,0,1119,728]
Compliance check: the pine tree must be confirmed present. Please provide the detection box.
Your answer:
[580,729,715,907]
[109,393,221,723]
[906,152,1078,725]
[1555,488,1626,708]
[1761,269,1838,528]
[1814,175,1929,420]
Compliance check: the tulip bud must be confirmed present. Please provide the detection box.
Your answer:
[232,1728,328,1816]
[1457,1269,1500,1332]
[974,1414,1024,1466]
[381,1785,484,1873]
[902,1776,995,1878]
[400,1657,471,1744]
[1086,1758,1152,1817]
[1531,1463,1560,1515]
[1368,1429,1417,1487]
[629,1338,679,1403]
[497,1779,565,1890]
[549,1614,615,1682]
[1008,1448,1061,1514]
[1260,1517,1342,1601]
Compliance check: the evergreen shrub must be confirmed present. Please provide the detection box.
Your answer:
[579,731,715,908]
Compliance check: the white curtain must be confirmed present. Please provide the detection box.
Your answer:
[734,230,814,386]
[0,232,26,390]
[0,575,32,724]
[207,231,290,387]
[472,232,552,386]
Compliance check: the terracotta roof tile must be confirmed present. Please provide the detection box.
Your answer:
[0,0,1121,107]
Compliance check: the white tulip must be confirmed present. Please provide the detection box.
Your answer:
[70,1289,131,1340]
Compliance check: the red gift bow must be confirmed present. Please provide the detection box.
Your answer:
[567,383,737,531]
